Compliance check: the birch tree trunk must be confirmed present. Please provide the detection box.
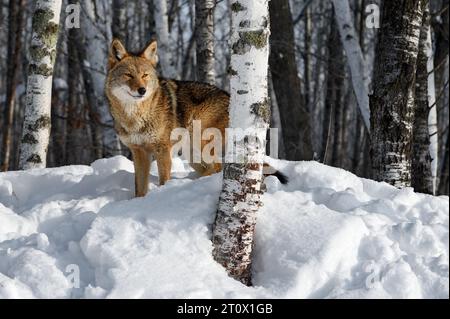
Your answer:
[81,0,121,158]
[331,0,371,131]
[19,0,62,170]
[195,0,215,84]
[269,0,313,160]
[212,0,270,286]
[426,23,438,194]
[153,0,177,78]
[369,0,424,187]
[412,1,433,194]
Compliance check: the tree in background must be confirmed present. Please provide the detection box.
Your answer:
[412,1,434,194]
[370,0,425,187]
[212,0,270,285]
[1,0,25,171]
[269,0,313,160]
[19,0,62,170]
[153,0,177,78]
[195,0,215,84]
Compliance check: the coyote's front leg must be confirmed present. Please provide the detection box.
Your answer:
[131,148,151,197]
[155,143,172,186]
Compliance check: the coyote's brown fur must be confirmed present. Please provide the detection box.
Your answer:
[105,39,229,197]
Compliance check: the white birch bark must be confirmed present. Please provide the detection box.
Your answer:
[153,0,178,79]
[81,0,121,157]
[212,0,270,285]
[331,0,371,131]
[426,27,438,194]
[19,0,62,170]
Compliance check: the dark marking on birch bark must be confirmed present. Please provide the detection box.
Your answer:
[227,66,238,76]
[250,99,270,122]
[29,63,53,76]
[26,154,42,164]
[28,115,51,131]
[231,2,245,12]
[22,133,38,144]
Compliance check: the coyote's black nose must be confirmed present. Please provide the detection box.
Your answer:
[138,87,146,96]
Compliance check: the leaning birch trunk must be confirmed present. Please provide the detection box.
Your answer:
[153,0,177,79]
[212,0,270,285]
[412,2,433,194]
[426,27,438,194]
[369,0,424,188]
[81,0,121,158]
[331,0,370,131]
[195,0,216,84]
[19,0,62,170]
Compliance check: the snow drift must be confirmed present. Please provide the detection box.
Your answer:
[0,156,448,299]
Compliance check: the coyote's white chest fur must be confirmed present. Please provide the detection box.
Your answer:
[111,87,158,147]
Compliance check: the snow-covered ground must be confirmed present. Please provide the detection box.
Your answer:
[0,156,448,299]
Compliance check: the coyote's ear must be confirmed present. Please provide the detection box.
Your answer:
[140,40,158,67]
[108,38,128,69]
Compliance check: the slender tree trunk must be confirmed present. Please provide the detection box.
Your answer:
[369,0,424,188]
[269,0,313,160]
[81,0,121,158]
[323,18,344,165]
[412,2,434,194]
[1,0,25,171]
[426,24,438,194]
[153,0,178,78]
[19,0,62,170]
[195,0,215,84]
[212,0,270,286]
[438,132,449,195]
[331,0,370,130]
[304,6,312,109]
[112,0,127,41]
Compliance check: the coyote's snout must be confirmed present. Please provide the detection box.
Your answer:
[105,39,286,198]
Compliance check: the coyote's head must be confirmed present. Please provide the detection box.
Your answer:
[107,39,159,104]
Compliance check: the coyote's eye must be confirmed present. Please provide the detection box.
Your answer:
[142,73,149,79]
[124,73,133,79]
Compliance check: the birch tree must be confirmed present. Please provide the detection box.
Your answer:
[426,25,438,194]
[331,0,370,130]
[412,1,434,194]
[19,0,62,170]
[212,0,270,285]
[369,0,424,187]
[81,0,121,158]
[195,0,216,84]
[153,0,177,78]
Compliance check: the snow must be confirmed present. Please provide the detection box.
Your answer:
[0,156,448,299]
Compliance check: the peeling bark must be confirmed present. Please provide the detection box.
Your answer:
[212,0,270,286]
[19,0,62,170]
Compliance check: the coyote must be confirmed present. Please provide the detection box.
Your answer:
[105,39,285,197]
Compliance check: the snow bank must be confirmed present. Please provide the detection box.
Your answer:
[0,156,448,298]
